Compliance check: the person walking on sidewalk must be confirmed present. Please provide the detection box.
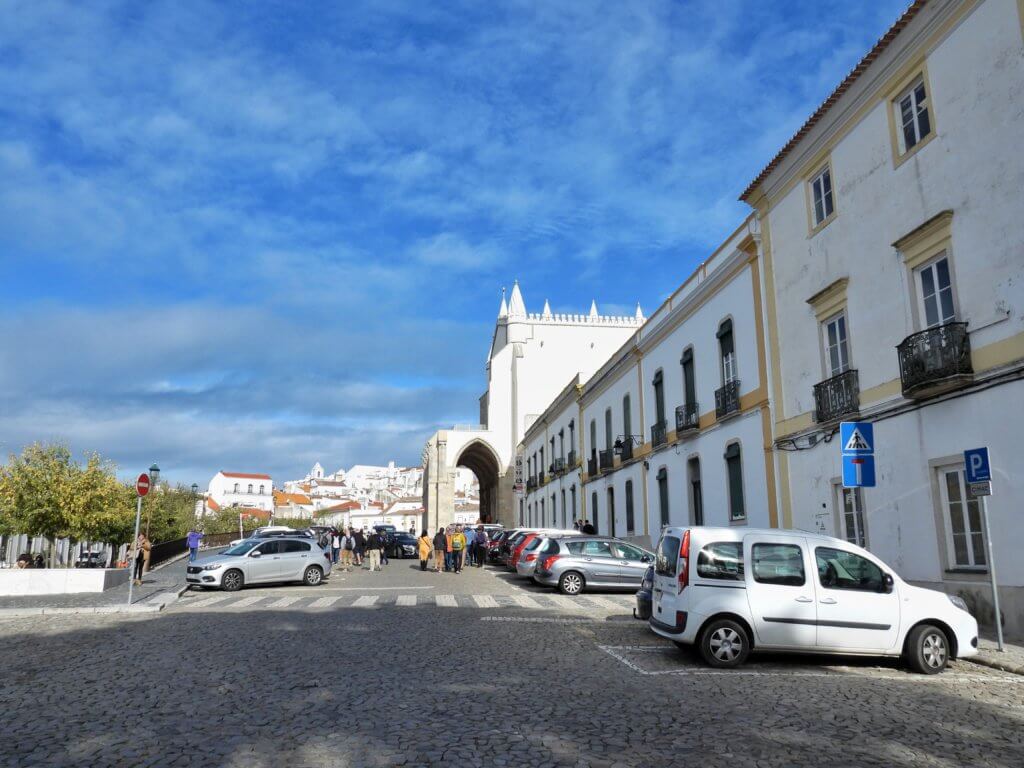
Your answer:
[330,530,341,565]
[365,530,383,572]
[450,525,467,573]
[186,528,204,562]
[474,526,488,568]
[432,528,447,573]
[418,529,432,572]
[339,528,355,572]
[133,533,151,585]
[353,528,366,567]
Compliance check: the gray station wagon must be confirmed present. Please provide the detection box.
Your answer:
[532,536,654,595]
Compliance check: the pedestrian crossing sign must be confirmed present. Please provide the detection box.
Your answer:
[840,421,874,456]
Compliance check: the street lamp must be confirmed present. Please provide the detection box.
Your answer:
[613,435,643,456]
[145,463,160,538]
[190,483,200,527]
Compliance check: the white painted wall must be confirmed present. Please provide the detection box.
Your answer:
[207,472,274,512]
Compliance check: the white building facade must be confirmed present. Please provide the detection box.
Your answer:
[744,0,1024,632]
[206,471,274,513]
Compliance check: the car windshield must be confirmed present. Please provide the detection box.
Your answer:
[524,538,544,552]
[222,540,260,556]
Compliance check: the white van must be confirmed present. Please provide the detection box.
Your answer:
[650,527,978,674]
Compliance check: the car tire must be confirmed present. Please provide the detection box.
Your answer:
[905,624,949,674]
[303,566,323,586]
[558,571,584,596]
[698,619,750,668]
[221,569,244,592]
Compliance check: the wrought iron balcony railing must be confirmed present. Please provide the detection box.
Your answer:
[598,449,614,470]
[897,322,972,399]
[526,476,537,492]
[538,470,546,485]
[553,457,565,474]
[813,369,860,423]
[675,402,700,434]
[567,450,577,469]
[587,455,597,476]
[715,379,741,419]
[619,441,634,461]
[651,421,667,448]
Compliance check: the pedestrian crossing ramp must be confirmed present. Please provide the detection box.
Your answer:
[173,591,635,615]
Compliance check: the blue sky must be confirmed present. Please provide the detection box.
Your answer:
[0,0,908,485]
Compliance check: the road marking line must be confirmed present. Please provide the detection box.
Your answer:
[308,596,342,609]
[481,616,599,624]
[229,596,265,609]
[586,596,623,611]
[547,595,585,611]
[472,594,498,608]
[511,594,542,609]
[395,595,417,606]
[188,595,231,608]
[266,596,301,608]
[435,594,458,607]
[353,595,379,607]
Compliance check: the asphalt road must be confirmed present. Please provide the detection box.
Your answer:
[1,557,1021,767]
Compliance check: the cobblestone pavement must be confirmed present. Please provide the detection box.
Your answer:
[1,560,1022,767]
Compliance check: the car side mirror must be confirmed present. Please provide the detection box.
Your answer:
[641,555,652,563]
[881,573,894,594]
[250,550,262,558]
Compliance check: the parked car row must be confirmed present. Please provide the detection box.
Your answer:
[645,526,979,674]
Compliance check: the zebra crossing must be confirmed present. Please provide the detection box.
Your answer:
[173,590,635,614]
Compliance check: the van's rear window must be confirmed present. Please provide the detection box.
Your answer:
[655,536,680,577]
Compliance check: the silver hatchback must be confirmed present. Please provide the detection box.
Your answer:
[532,536,654,595]
[186,537,332,591]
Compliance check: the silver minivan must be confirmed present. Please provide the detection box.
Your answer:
[650,526,978,673]
[187,537,332,591]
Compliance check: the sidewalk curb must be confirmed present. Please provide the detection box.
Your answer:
[0,603,163,618]
[965,655,1024,676]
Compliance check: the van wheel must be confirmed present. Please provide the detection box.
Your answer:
[303,566,323,586]
[221,569,243,592]
[698,619,750,668]
[558,571,584,595]
[906,624,949,674]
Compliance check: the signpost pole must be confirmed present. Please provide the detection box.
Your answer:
[126,494,143,607]
[980,494,1004,652]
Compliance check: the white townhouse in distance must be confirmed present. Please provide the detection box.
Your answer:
[206,471,274,513]
[521,217,776,550]
[743,0,1024,631]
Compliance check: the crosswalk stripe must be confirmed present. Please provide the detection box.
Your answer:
[586,596,624,611]
[353,595,379,607]
[396,594,417,606]
[435,594,458,607]
[229,596,265,609]
[266,596,301,608]
[547,595,584,611]
[472,594,498,608]
[511,594,542,609]
[189,595,231,608]
[308,596,342,609]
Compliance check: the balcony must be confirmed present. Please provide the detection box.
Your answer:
[675,402,700,434]
[651,420,667,448]
[567,450,577,468]
[813,369,860,423]
[553,457,565,474]
[587,455,597,476]
[526,476,537,492]
[599,449,614,471]
[538,470,546,485]
[618,441,634,461]
[897,322,973,399]
[715,379,741,419]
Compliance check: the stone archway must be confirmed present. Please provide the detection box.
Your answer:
[453,439,502,524]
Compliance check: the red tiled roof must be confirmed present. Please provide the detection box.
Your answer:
[221,471,272,480]
[740,0,927,202]
[206,497,221,512]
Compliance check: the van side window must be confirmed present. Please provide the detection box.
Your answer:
[815,547,884,592]
[655,535,681,577]
[696,542,744,581]
[751,543,805,586]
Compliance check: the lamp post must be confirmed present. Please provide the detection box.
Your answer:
[145,463,160,538]
[190,483,200,527]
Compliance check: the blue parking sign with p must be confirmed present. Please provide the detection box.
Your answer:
[964,447,991,483]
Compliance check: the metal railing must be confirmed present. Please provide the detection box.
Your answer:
[567,450,577,468]
[897,322,972,398]
[813,369,860,423]
[715,379,741,419]
[538,470,546,485]
[619,441,634,461]
[587,455,597,475]
[599,449,614,470]
[553,458,565,474]
[675,402,699,433]
[651,421,667,448]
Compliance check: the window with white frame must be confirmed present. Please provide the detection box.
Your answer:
[836,485,867,548]
[810,166,834,226]
[822,311,850,377]
[894,77,931,154]
[938,466,986,569]
[915,255,956,328]
[718,319,736,383]
[724,443,745,521]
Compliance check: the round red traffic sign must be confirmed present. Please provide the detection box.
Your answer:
[136,473,151,496]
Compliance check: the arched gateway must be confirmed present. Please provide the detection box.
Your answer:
[421,281,643,530]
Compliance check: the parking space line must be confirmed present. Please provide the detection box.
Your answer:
[353,595,379,607]
[472,595,498,608]
[396,594,417,607]
[308,596,342,609]
[435,594,458,607]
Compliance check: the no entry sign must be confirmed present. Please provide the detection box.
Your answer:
[136,473,151,496]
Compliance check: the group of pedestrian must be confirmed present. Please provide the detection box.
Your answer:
[425,524,489,573]
[326,527,394,573]
[574,519,597,534]
[14,553,45,569]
